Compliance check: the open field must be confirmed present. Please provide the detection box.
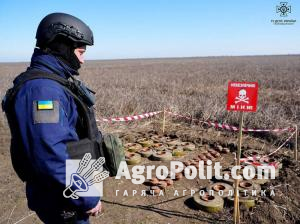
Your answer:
[0,55,299,224]
[1,55,300,129]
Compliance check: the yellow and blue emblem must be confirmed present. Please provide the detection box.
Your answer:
[33,100,59,124]
[37,100,54,110]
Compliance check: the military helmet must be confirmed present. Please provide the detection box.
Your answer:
[36,12,94,48]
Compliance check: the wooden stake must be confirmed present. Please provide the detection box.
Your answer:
[162,108,166,134]
[234,112,244,224]
[236,112,244,166]
[233,178,240,224]
[295,125,298,161]
[233,157,239,224]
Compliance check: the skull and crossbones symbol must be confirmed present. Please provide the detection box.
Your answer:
[235,89,249,104]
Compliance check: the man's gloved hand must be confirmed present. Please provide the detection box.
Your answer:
[86,200,102,216]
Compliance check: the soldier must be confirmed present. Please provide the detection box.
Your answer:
[2,13,103,223]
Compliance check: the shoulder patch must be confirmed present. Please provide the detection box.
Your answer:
[33,100,59,124]
[37,100,54,110]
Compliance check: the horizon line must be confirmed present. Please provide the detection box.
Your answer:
[1,53,299,63]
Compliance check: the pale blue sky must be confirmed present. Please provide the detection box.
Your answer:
[0,0,299,62]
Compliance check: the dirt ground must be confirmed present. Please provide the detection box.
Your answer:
[0,118,299,224]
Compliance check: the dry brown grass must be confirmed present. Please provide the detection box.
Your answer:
[0,56,299,224]
[0,55,299,131]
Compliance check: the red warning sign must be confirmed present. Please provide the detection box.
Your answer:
[226,81,258,112]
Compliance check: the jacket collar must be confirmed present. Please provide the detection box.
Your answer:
[29,48,79,79]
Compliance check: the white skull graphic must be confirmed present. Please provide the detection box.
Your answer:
[238,89,247,99]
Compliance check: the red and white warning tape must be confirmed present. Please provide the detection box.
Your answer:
[96,111,162,123]
[265,130,296,157]
[96,109,295,133]
[166,111,295,133]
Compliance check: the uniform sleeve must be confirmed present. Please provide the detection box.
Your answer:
[14,80,99,212]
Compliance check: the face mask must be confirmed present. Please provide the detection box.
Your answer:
[45,36,81,71]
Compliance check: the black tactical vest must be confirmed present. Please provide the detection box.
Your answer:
[2,69,104,181]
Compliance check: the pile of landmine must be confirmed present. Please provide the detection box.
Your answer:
[124,135,230,165]
[124,136,282,213]
[192,149,281,213]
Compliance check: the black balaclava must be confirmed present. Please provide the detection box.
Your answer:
[44,36,81,71]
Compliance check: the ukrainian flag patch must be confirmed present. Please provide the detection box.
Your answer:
[37,100,54,110]
[33,100,59,124]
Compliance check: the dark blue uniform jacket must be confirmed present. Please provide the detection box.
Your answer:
[13,49,99,215]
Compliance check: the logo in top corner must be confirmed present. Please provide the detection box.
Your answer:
[276,2,291,17]
[271,2,296,25]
